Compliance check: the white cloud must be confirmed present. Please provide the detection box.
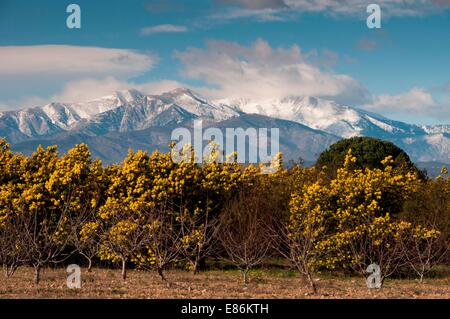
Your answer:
[0,103,13,112]
[365,88,437,112]
[0,45,157,77]
[219,0,287,9]
[363,88,450,123]
[136,80,189,95]
[141,24,188,35]
[174,39,369,104]
[7,77,188,107]
[0,45,159,109]
[51,77,132,103]
[214,0,450,21]
[209,7,291,21]
[54,77,186,102]
[284,0,443,16]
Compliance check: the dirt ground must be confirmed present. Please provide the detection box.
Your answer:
[0,267,449,299]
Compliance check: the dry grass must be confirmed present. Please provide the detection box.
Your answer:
[0,267,449,299]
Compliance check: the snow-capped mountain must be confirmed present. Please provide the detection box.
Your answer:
[1,88,449,164]
[12,114,340,165]
[218,96,426,138]
[0,88,239,142]
[159,88,239,121]
[218,95,450,163]
[0,104,76,143]
[0,90,140,143]
[72,88,240,135]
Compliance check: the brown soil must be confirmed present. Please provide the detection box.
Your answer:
[1,267,449,299]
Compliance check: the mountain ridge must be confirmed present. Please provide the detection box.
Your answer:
[2,88,449,164]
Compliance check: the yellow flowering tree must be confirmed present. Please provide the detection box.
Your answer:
[46,144,105,272]
[0,139,29,277]
[289,150,429,286]
[178,145,250,274]
[400,166,450,282]
[4,144,76,284]
[96,150,154,280]
[287,177,332,292]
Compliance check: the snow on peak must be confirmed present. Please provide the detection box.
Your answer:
[421,125,450,134]
[160,88,239,121]
[166,87,196,97]
[41,103,80,128]
[68,90,146,119]
[112,89,145,103]
[218,95,364,137]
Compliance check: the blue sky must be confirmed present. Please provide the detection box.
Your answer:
[0,0,449,124]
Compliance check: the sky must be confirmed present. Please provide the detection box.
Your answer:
[0,0,450,125]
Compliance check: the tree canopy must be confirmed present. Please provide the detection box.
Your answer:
[316,137,422,177]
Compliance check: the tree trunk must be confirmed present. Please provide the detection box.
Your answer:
[87,258,92,273]
[242,268,250,285]
[34,265,41,285]
[121,258,127,281]
[3,264,9,278]
[157,267,167,281]
[419,265,425,283]
[5,265,17,278]
[306,272,317,293]
[192,258,199,275]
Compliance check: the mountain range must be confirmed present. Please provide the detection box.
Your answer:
[1,88,449,170]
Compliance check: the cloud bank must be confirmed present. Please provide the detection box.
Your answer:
[174,39,369,105]
[0,45,158,108]
[0,45,157,77]
[215,0,450,21]
[364,88,450,123]
[141,24,188,35]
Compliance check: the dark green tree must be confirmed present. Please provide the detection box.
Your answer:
[316,137,424,178]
